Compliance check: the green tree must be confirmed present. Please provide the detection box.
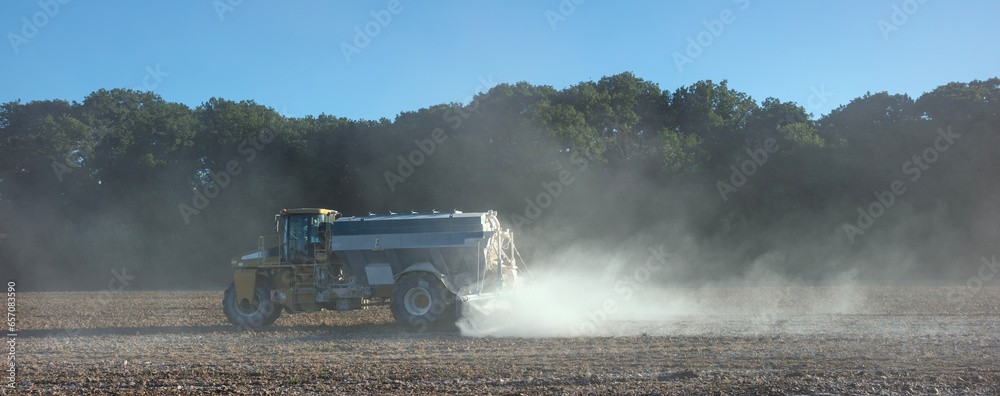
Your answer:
[820,91,915,143]
[670,80,759,168]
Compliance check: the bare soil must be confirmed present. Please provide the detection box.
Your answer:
[6,286,1000,394]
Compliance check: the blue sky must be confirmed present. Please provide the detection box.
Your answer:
[2,1,997,121]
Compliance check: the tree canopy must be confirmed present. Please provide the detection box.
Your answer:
[2,75,998,289]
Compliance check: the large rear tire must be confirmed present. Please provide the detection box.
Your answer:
[223,281,282,329]
[390,273,454,328]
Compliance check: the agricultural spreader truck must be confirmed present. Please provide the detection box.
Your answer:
[223,208,519,328]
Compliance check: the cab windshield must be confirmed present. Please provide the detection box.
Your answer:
[284,214,322,262]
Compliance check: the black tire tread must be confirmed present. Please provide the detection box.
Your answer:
[222,280,282,329]
[390,273,454,328]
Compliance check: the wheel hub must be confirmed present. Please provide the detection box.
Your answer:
[403,287,432,316]
[236,296,261,316]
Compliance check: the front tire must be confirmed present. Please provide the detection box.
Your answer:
[223,281,282,329]
[390,273,453,328]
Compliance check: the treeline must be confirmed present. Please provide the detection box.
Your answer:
[2,73,998,290]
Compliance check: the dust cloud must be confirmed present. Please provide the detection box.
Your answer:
[458,237,874,338]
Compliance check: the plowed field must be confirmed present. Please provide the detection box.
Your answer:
[7,286,999,394]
